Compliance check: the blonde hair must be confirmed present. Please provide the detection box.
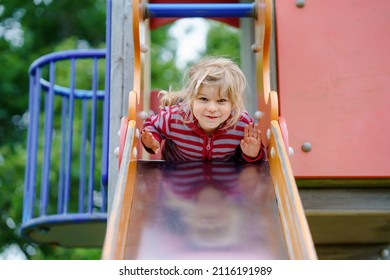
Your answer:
[159,57,247,128]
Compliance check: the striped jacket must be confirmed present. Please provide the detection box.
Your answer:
[142,105,266,162]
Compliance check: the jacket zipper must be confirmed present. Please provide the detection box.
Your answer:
[206,136,212,160]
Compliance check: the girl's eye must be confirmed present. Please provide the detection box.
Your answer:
[218,99,229,103]
[198,97,208,102]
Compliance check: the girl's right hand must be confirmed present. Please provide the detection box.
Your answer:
[141,128,160,154]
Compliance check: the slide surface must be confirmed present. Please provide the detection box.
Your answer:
[124,161,288,260]
[102,120,316,260]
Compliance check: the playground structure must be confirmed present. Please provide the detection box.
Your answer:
[21,0,390,260]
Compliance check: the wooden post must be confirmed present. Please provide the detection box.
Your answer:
[108,0,135,213]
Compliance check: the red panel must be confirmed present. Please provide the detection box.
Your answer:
[275,0,390,178]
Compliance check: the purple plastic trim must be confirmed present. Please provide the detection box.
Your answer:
[40,61,56,216]
[88,58,98,213]
[57,99,68,214]
[79,99,88,213]
[63,58,76,214]
[29,49,105,75]
[39,78,105,99]
[20,212,107,242]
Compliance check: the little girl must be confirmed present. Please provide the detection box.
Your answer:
[141,57,266,162]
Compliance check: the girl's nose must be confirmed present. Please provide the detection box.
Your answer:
[207,102,217,112]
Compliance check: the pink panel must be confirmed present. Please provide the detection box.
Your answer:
[275,0,390,178]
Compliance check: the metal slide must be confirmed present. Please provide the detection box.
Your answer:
[102,0,317,260]
[101,104,317,260]
[118,160,287,260]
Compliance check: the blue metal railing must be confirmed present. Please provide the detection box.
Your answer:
[145,3,256,18]
[21,49,108,246]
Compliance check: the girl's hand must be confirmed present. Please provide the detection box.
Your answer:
[240,123,262,158]
[141,128,160,154]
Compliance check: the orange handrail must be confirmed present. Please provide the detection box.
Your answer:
[102,119,137,259]
[131,0,141,107]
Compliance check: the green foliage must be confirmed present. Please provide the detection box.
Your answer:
[31,247,102,260]
[0,0,106,146]
[150,24,183,91]
[202,20,241,64]
[149,20,240,92]
[0,143,26,256]
[0,1,105,260]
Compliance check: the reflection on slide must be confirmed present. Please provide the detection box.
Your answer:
[124,161,288,260]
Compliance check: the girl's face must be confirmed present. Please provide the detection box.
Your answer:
[192,85,232,134]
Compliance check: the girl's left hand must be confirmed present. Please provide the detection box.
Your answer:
[240,123,262,158]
